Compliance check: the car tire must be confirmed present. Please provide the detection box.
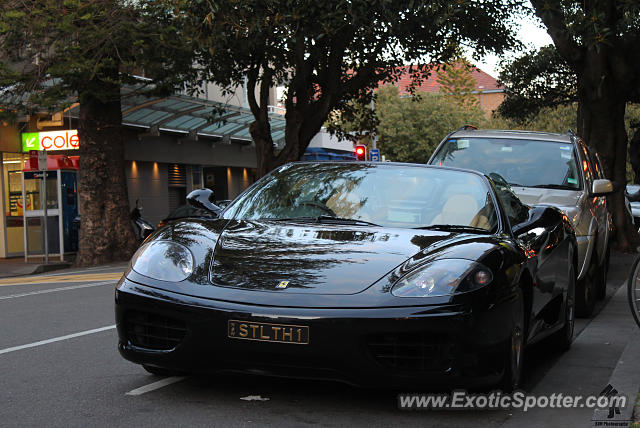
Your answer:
[576,256,597,318]
[499,287,525,392]
[142,364,183,377]
[549,264,575,351]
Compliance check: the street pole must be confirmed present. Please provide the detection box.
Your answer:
[370,99,377,150]
[43,172,48,264]
[38,150,49,265]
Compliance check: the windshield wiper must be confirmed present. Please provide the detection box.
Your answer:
[414,224,493,234]
[528,184,576,190]
[260,217,315,222]
[314,215,380,227]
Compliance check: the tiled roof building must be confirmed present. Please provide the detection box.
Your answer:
[383,64,504,117]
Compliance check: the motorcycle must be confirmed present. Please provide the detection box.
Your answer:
[130,199,155,242]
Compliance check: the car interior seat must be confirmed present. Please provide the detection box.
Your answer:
[431,194,492,230]
[431,194,478,225]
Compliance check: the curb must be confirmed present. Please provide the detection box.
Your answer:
[32,262,73,275]
[0,262,72,278]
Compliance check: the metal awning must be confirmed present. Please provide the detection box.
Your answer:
[67,93,286,147]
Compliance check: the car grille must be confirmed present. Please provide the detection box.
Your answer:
[366,332,455,372]
[125,310,187,351]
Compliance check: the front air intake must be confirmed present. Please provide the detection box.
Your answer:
[125,310,187,351]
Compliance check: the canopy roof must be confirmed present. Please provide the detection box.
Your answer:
[67,93,286,147]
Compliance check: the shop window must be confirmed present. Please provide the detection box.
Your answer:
[192,166,202,189]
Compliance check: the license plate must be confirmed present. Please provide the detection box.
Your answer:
[227,320,309,344]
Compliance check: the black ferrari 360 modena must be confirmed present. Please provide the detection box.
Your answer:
[116,162,577,390]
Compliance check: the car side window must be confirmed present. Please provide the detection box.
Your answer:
[577,140,594,183]
[590,151,605,180]
[488,179,529,227]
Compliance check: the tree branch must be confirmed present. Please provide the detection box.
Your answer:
[530,0,584,66]
[258,65,272,123]
[246,66,260,118]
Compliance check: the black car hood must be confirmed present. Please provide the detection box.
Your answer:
[209,220,473,295]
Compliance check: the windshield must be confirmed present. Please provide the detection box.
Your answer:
[431,137,582,190]
[223,163,498,231]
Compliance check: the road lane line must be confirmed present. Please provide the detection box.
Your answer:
[0,325,116,355]
[0,280,116,300]
[45,265,128,276]
[0,272,123,286]
[125,377,188,396]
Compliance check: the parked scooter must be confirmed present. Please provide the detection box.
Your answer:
[130,199,155,242]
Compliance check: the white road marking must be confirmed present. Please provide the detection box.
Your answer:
[44,265,128,276]
[240,395,270,401]
[0,325,116,355]
[0,280,115,300]
[125,376,188,396]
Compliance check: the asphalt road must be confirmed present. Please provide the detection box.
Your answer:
[0,256,635,428]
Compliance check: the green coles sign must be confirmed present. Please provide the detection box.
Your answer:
[22,130,79,152]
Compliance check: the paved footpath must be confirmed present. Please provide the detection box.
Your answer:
[502,282,640,427]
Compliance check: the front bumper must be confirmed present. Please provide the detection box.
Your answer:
[115,278,516,389]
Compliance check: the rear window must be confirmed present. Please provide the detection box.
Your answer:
[431,137,582,190]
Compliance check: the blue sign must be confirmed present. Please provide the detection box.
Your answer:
[370,148,380,161]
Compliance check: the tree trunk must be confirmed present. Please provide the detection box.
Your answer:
[76,78,138,266]
[629,128,640,184]
[577,86,640,251]
[250,107,307,178]
[250,120,280,178]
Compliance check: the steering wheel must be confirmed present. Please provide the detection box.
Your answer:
[299,200,337,217]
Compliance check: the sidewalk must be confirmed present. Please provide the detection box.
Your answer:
[0,256,73,278]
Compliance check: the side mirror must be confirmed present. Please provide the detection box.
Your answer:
[187,188,221,215]
[512,205,556,237]
[592,179,614,197]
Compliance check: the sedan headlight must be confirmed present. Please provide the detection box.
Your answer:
[391,259,492,298]
[130,240,194,282]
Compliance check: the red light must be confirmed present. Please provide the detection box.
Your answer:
[356,147,364,155]
[355,145,367,161]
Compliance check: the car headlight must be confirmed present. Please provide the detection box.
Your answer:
[391,259,493,298]
[130,240,194,282]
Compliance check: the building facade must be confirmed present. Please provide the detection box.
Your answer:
[0,84,283,258]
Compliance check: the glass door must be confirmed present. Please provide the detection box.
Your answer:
[23,170,60,257]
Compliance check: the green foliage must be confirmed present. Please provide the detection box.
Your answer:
[349,86,485,164]
[0,0,197,114]
[497,45,577,121]
[499,0,640,120]
[535,0,640,55]
[489,103,577,133]
[436,58,480,110]
[171,0,526,172]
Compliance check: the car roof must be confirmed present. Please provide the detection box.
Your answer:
[448,129,573,143]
